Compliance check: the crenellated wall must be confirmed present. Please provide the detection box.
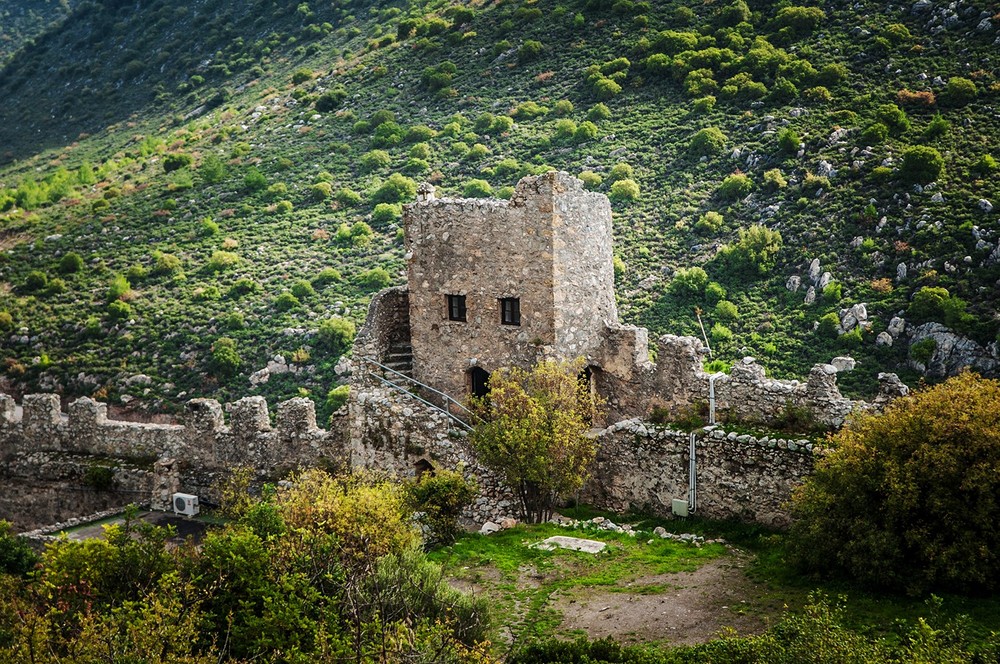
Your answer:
[0,392,350,530]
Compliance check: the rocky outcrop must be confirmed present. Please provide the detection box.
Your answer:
[908,323,998,378]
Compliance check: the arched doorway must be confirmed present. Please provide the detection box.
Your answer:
[414,459,435,478]
[467,367,491,398]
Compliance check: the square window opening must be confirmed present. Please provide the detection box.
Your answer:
[447,294,467,322]
[500,297,521,326]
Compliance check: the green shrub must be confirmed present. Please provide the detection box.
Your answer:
[908,286,972,330]
[163,153,193,172]
[900,145,944,184]
[58,252,84,274]
[714,224,783,278]
[206,250,240,272]
[325,385,350,414]
[463,179,493,198]
[942,76,977,106]
[922,113,950,140]
[274,291,301,311]
[773,6,825,33]
[910,337,937,365]
[359,267,392,290]
[861,122,889,145]
[106,300,131,321]
[290,279,315,300]
[291,67,314,84]
[574,121,598,143]
[0,311,14,332]
[763,168,787,190]
[694,211,724,235]
[360,149,392,172]
[714,300,738,322]
[689,127,727,156]
[0,520,38,576]
[777,128,800,154]
[578,171,603,189]
[314,86,348,112]
[24,270,48,291]
[107,274,131,301]
[973,154,997,174]
[335,188,362,206]
[876,103,910,134]
[608,163,634,183]
[609,179,640,202]
[669,267,709,299]
[407,470,477,547]
[791,373,1000,594]
[318,317,356,353]
[371,203,401,224]
[517,39,543,62]
[552,100,574,116]
[822,282,842,303]
[243,167,267,192]
[310,182,333,201]
[587,103,611,122]
[817,312,841,338]
[710,323,733,343]
[228,278,260,298]
[373,173,417,203]
[313,268,342,288]
[592,77,622,100]
[704,281,726,304]
[275,199,293,214]
[209,337,241,379]
[692,95,716,112]
[718,172,752,200]
[152,252,182,276]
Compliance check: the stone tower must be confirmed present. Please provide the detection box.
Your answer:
[403,171,617,400]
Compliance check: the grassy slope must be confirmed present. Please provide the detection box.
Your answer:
[0,0,997,419]
[0,0,78,65]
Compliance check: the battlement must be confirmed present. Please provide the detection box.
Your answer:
[0,392,347,472]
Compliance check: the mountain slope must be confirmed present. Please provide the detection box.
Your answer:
[0,0,997,419]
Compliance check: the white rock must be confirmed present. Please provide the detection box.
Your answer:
[786,275,801,292]
[831,356,856,372]
[876,331,894,346]
[479,521,501,535]
[979,199,993,213]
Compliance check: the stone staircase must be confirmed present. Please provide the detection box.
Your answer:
[381,341,413,379]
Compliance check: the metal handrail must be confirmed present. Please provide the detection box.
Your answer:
[360,357,475,418]
[359,356,475,431]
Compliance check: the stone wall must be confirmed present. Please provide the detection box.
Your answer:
[581,420,821,528]
[1,452,152,531]
[352,286,411,362]
[0,391,350,529]
[404,172,618,400]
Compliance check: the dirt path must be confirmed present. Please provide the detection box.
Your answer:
[551,549,769,645]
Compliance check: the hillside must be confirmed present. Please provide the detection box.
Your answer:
[0,0,998,421]
[0,0,78,65]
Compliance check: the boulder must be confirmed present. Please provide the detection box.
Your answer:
[786,275,801,292]
[888,316,906,338]
[876,331,894,346]
[479,521,501,535]
[831,356,856,372]
[808,258,821,283]
[804,286,816,305]
[909,323,998,379]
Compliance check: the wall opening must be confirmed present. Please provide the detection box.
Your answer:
[414,458,435,478]
[467,367,491,398]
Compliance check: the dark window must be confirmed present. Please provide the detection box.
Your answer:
[500,297,521,326]
[446,294,467,321]
[469,367,491,398]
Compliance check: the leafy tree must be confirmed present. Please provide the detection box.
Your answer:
[777,127,800,154]
[0,521,38,575]
[791,373,1000,595]
[407,470,477,546]
[714,224,783,278]
[199,154,227,184]
[900,145,944,184]
[373,173,417,203]
[669,266,709,299]
[469,359,602,523]
[58,252,84,274]
[318,316,356,352]
[209,337,241,379]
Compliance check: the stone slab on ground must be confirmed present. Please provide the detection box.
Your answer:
[533,535,607,553]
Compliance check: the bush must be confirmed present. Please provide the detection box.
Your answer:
[407,470,477,547]
[817,312,840,338]
[714,224,783,278]
[313,268,342,288]
[517,39,543,62]
[152,252,182,276]
[694,211,724,235]
[463,179,493,198]
[274,291,301,311]
[373,173,417,203]
[314,86,347,112]
[574,121,598,143]
[359,267,392,290]
[608,163,634,183]
[608,179,640,202]
[790,373,1000,594]
[0,311,12,332]
[822,281,842,303]
[587,103,611,122]
[206,250,240,272]
[692,95,716,113]
[763,168,787,190]
[710,323,733,343]
[773,6,825,33]
[291,67,314,84]
[875,103,910,134]
[106,300,131,321]
[24,270,48,291]
[942,76,977,106]
[0,520,38,576]
[578,171,603,189]
[209,337,241,379]
[860,122,889,145]
[244,167,267,192]
[973,154,997,174]
[310,182,333,201]
[335,188,362,206]
[669,267,709,299]
[325,384,350,414]
[923,113,950,140]
[163,153,193,172]
[107,274,131,302]
[777,128,800,154]
[900,145,944,184]
[290,279,315,300]
[360,149,392,172]
[689,127,727,156]
[58,252,84,274]
[317,317,356,353]
[718,172,752,201]
[714,300,738,322]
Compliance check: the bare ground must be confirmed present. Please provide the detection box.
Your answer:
[551,549,769,645]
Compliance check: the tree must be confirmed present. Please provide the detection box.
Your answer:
[900,146,944,184]
[209,337,241,379]
[469,359,602,523]
[790,372,1000,595]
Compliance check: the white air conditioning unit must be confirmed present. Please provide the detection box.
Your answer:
[172,492,200,517]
